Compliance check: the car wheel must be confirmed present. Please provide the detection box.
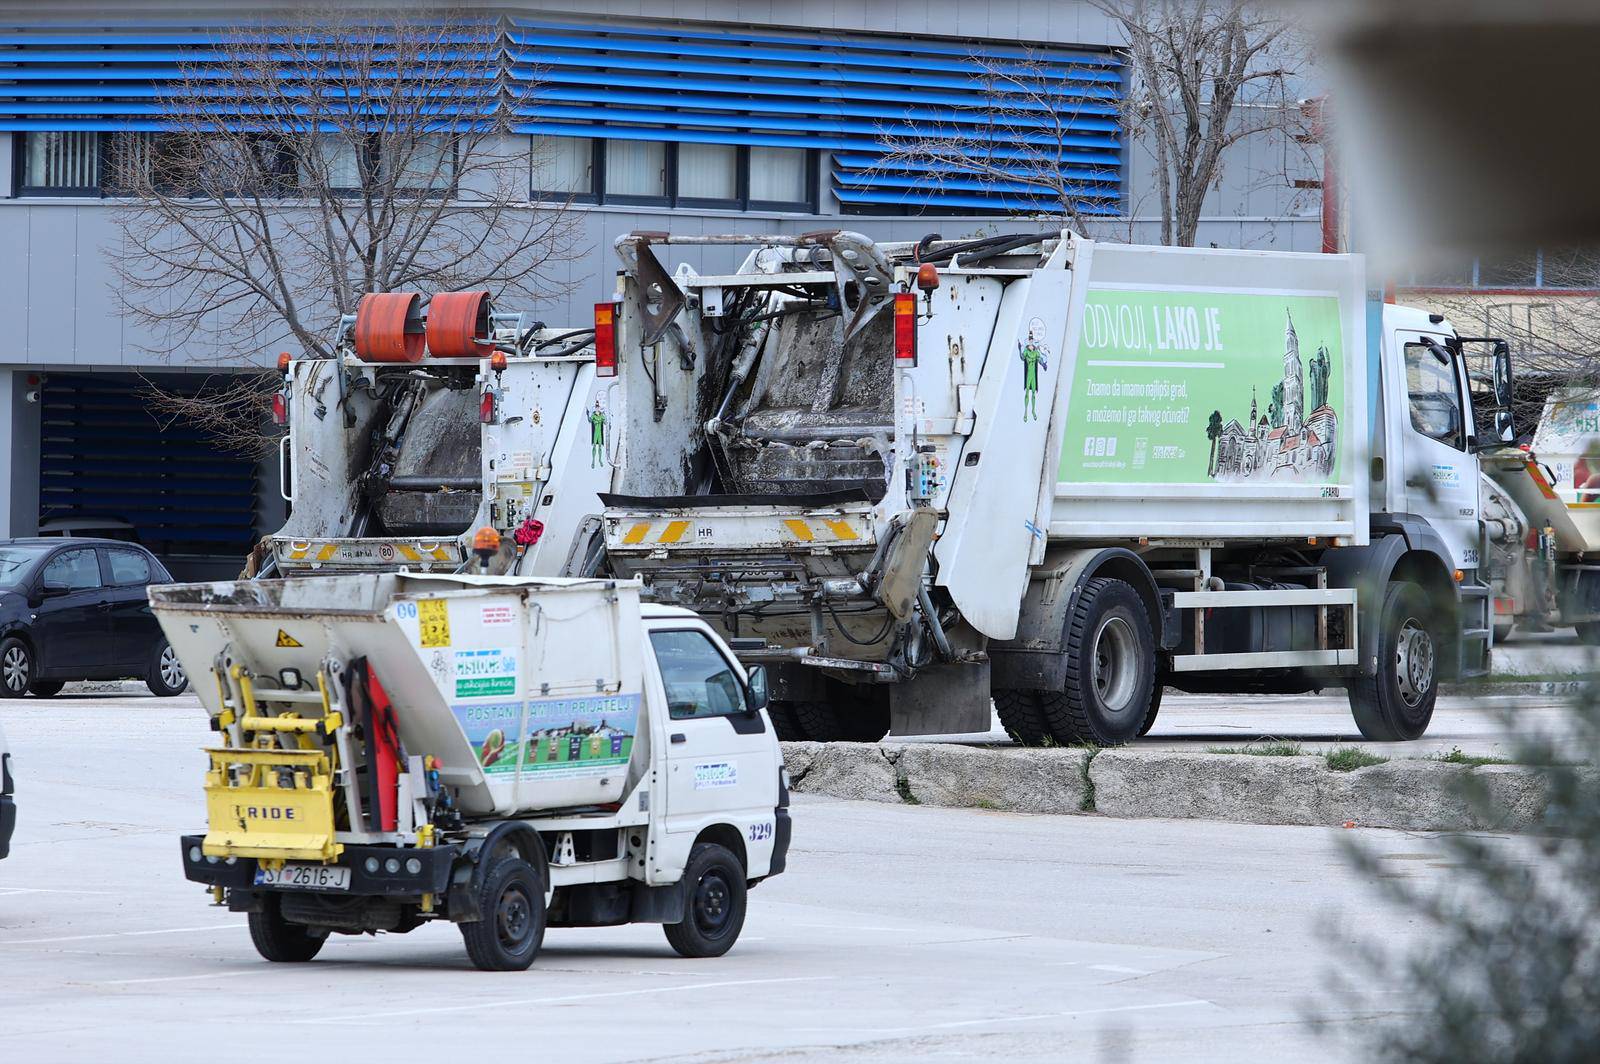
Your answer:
[0,638,34,699]
[28,680,65,698]
[147,638,188,697]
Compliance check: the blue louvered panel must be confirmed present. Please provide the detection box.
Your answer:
[37,375,260,555]
[0,16,1124,213]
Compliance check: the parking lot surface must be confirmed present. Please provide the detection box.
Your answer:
[0,694,1517,1062]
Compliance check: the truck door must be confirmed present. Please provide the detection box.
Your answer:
[646,625,777,824]
[1390,331,1482,569]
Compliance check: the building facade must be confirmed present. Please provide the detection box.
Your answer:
[0,1,1322,575]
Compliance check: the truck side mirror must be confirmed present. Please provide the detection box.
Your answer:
[1492,340,1516,441]
[744,664,770,714]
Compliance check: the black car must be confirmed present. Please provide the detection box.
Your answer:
[0,538,188,698]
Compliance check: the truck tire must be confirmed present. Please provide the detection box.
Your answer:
[765,700,808,742]
[793,685,890,743]
[994,690,1048,746]
[1138,683,1165,737]
[1347,581,1439,741]
[248,894,327,962]
[460,856,547,971]
[664,842,748,959]
[1036,577,1156,747]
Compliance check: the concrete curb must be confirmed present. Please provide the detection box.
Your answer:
[1443,679,1591,697]
[782,741,1562,832]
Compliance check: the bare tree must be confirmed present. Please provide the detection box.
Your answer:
[1109,0,1306,247]
[874,2,1307,247]
[872,52,1127,235]
[107,9,582,455]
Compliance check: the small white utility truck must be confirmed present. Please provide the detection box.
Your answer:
[593,230,1516,746]
[260,289,616,579]
[152,573,788,970]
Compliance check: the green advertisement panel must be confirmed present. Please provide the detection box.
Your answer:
[1060,288,1345,485]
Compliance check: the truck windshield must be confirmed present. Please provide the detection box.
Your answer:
[0,545,51,589]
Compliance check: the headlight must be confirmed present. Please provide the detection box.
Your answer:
[364,857,380,874]
[405,858,422,875]
[384,858,400,874]
[188,845,202,863]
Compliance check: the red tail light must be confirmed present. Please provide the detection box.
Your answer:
[271,391,288,426]
[594,302,619,378]
[479,390,496,424]
[893,292,917,366]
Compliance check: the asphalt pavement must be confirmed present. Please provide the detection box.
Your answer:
[0,693,1542,1062]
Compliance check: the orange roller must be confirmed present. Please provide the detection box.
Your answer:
[426,289,493,358]
[353,292,425,363]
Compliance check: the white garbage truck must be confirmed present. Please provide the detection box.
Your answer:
[258,289,616,580]
[152,573,788,970]
[593,230,1516,746]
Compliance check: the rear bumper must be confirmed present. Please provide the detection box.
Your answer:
[0,795,14,861]
[179,835,459,896]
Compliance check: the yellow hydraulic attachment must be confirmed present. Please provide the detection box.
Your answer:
[201,663,344,863]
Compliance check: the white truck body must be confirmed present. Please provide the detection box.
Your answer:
[597,231,1504,745]
[151,573,787,969]
[267,322,615,578]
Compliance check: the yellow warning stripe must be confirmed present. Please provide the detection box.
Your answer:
[782,519,814,542]
[658,520,691,543]
[622,522,651,545]
[821,519,859,541]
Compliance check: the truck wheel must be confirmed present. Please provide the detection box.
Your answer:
[1137,682,1165,738]
[460,856,547,971]
[664,843,748,959]
[0,638,34,699]
[146,639,189,697]
[248,894,326,962]
[794,687,889,743]
[765,700,808,742]
[1347,581,1439,741]
[994,690,1048,745]
[1037,577,1155,747]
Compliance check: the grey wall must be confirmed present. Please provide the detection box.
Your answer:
[0,371,42,538]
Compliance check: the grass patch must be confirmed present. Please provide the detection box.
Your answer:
[1206,741,1305,757]
[1326,746,1388,772]
[894,774,921,805]
[1431,746,1513,768]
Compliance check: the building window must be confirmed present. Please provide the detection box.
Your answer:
[18,131,101,195]
[533,135,596,199]
[300,135,365,190]
[748,146,808,208]
[388,135,457,191]
[677,142,738,205]
[605,139,668,201]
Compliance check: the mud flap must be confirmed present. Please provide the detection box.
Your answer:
[889,661,992,736]
[348,658,402,833]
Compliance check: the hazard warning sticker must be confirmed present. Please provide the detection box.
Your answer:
[275,629,302,648]
[417,599,452,648]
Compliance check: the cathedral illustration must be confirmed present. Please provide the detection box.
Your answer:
[1211,311,1337,480]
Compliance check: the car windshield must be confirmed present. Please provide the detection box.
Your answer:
[0,545,52,588]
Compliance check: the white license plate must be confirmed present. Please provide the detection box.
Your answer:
[254,863,351,891]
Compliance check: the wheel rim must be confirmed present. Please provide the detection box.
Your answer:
[495,882,535,953]
[1395,617,1435,708]
[692,870,734,939]
[159,644,185,689]
[1091,615,1140,714]
[2,646,28,692]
